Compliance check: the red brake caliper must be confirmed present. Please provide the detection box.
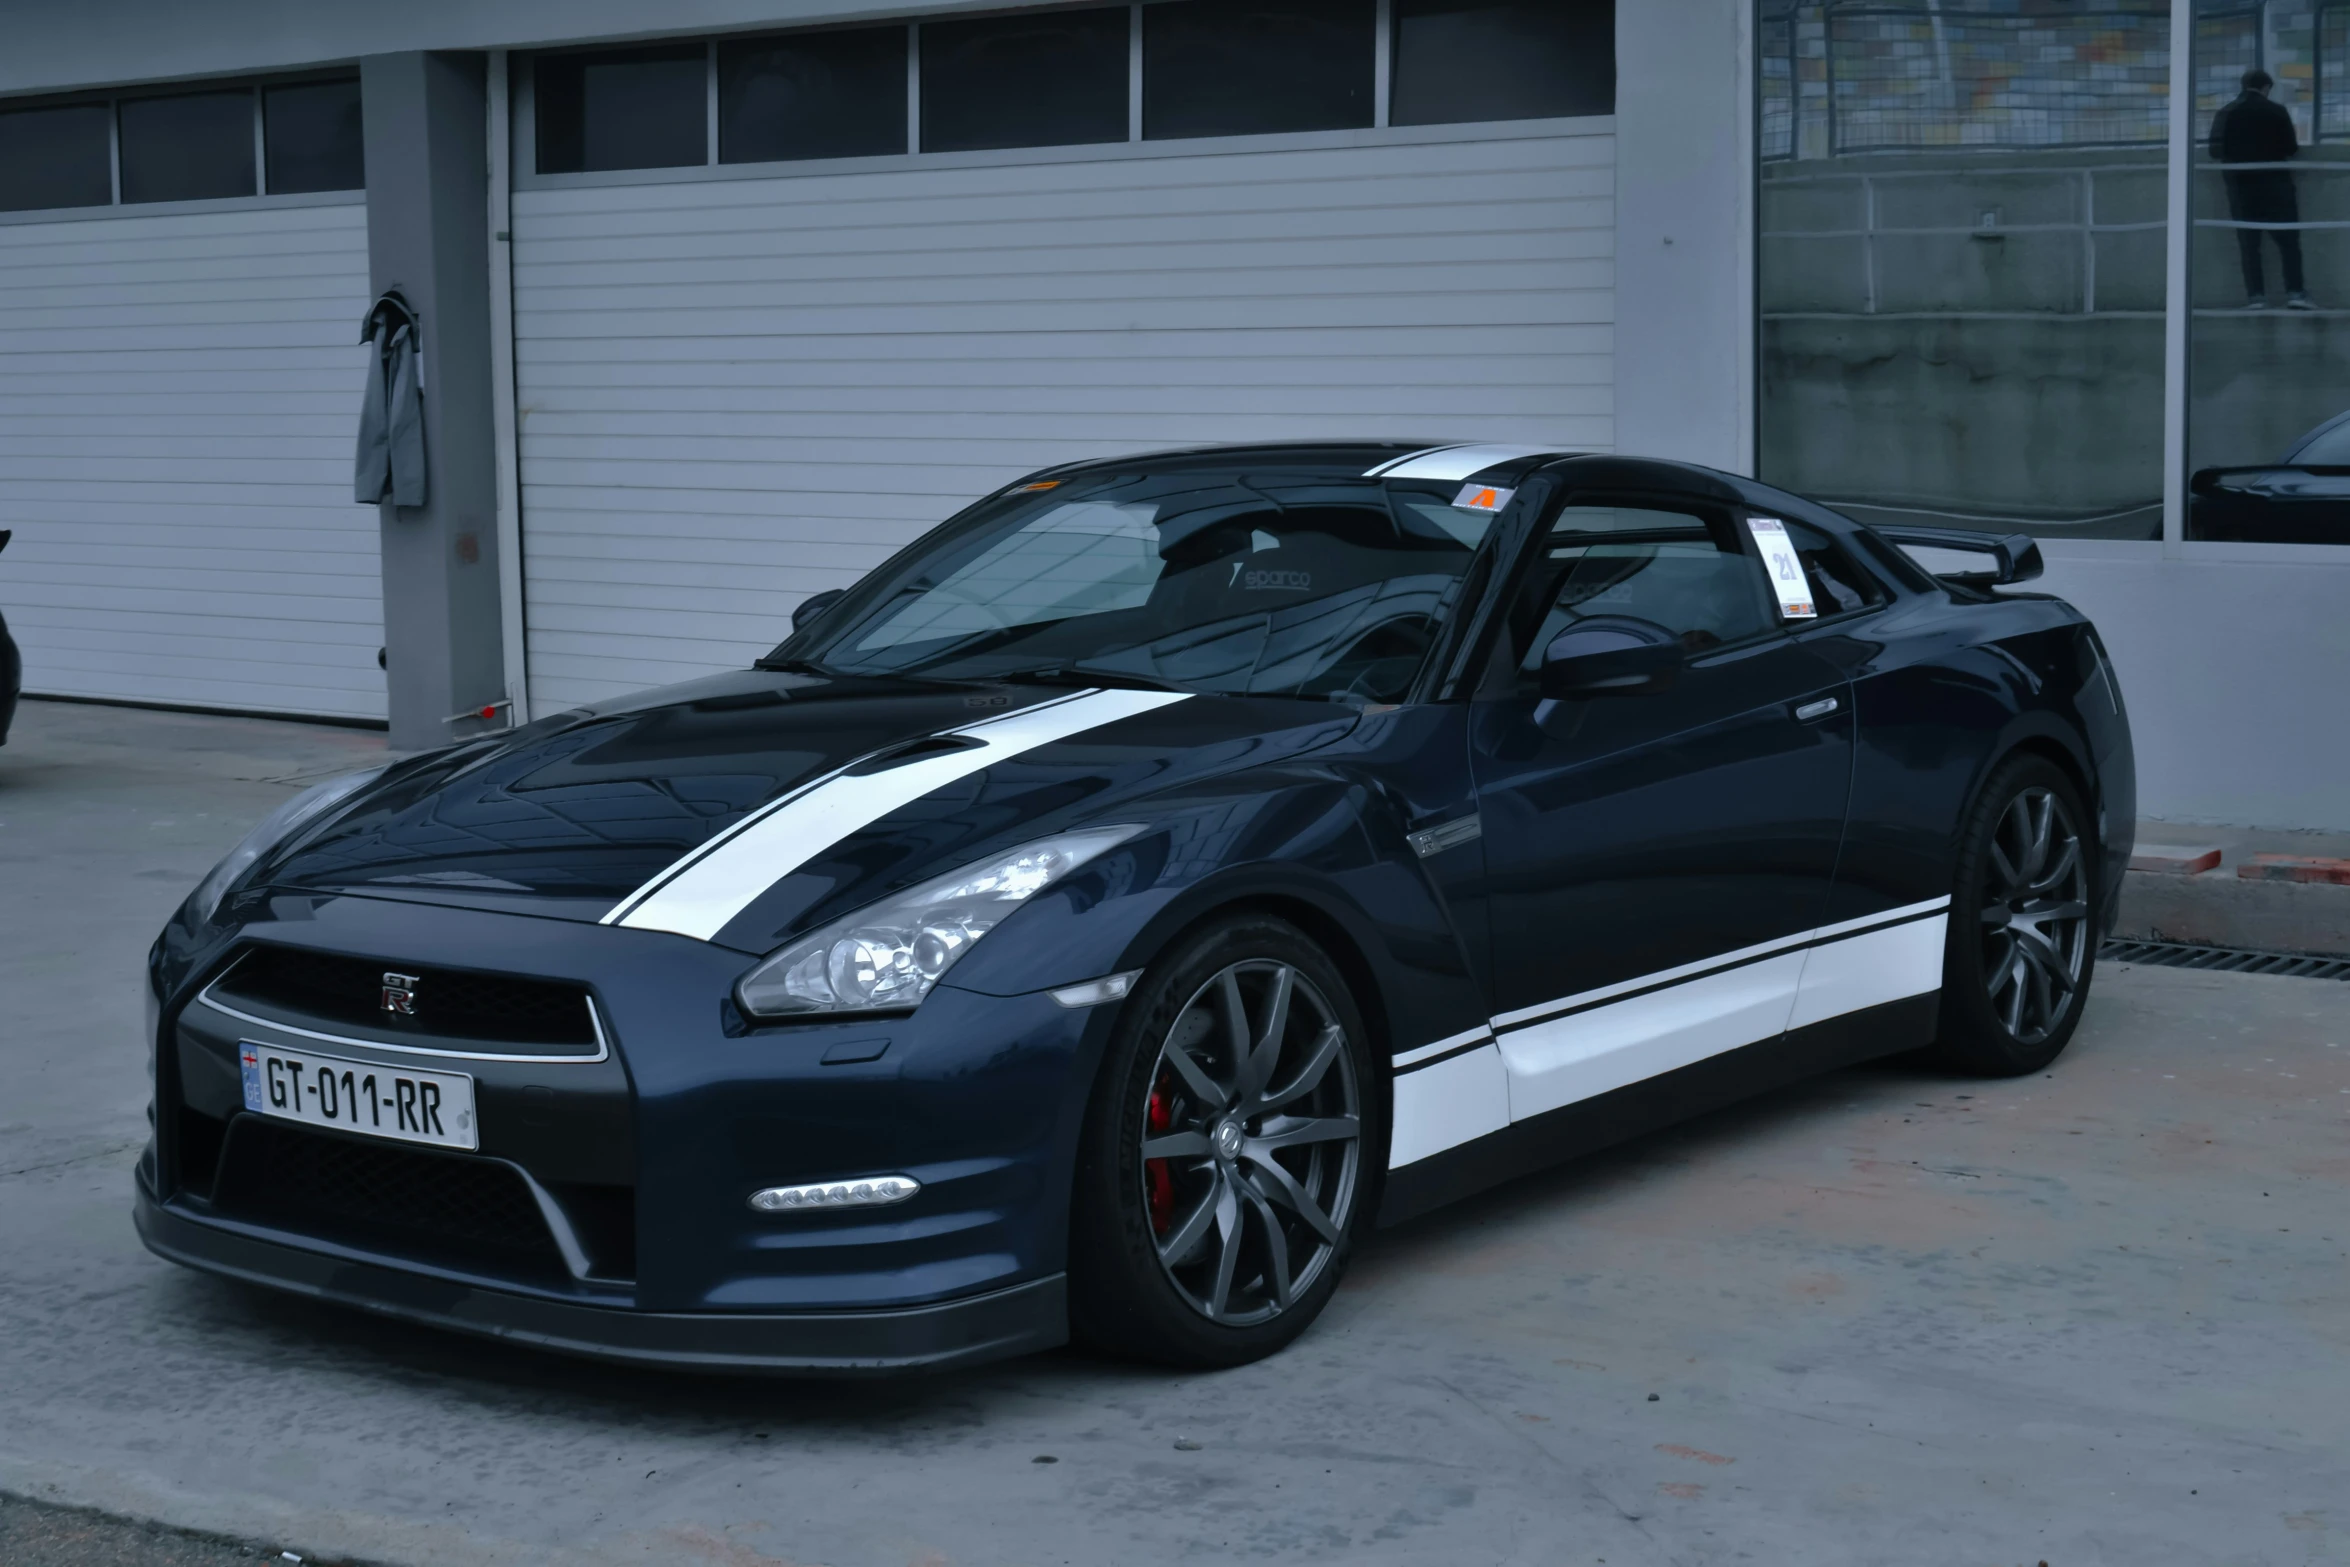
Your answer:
[1145,1071,1175,1235]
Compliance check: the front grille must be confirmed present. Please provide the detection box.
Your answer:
[2101,939,2350,981]
[213,946,598,1051]
[211,1116,570,1281]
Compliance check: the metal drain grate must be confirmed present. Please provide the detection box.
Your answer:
[2101,939,2350,980]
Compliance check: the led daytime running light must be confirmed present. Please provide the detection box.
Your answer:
[749,1175,919,1212]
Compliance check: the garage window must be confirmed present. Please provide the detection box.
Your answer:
[920,8,1130,153]
[537,46,709,174]
[1390,0,1614,126]
[263,79,364,194]
[120,90,257,204]
[0,104,113,212]
[720,28,908,163]
[1144,0,1376,141]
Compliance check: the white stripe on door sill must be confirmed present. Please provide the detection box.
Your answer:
[1390,898,1953,1166]
[1392,1024,1494,1070]
[1488,895,1951,1032]
[605,687,1190,943]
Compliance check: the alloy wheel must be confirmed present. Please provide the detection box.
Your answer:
[1977,785,2091,1046]
[1138,960,1362,1325]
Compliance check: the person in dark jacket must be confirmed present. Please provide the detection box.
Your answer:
[2210,67,2312,309]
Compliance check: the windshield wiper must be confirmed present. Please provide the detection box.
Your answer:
[754,656,835,676]
[989,665,1190,694]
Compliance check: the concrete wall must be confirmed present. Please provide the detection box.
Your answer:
[2036,547,2350,831]
[1613,0,1753,471]
[1762,316,2165,528]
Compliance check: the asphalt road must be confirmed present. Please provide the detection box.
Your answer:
[4,697,2348,1567]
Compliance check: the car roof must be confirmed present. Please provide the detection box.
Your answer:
[1022,443,1874,539]
[2284,407,2350,463]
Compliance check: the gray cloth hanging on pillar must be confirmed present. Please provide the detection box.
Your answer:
[355,292,427,507]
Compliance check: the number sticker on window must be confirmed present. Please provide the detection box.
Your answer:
[1745,517,1816,619]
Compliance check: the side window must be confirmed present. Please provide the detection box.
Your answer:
[1778,518,1887,618]
[1510,503,1774,679]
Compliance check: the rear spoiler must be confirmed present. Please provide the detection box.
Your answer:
[1869,524,2043,589]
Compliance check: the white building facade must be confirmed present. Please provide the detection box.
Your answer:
[0,0,2342,828]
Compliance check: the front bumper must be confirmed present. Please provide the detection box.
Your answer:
[136,1182,1066,1375]
[146,890,1125,1371]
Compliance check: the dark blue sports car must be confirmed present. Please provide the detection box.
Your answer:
[138,444,2134,1373]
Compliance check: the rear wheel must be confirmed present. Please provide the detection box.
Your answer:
[1069,916,1374,1368]
[1933,754,2098,1076]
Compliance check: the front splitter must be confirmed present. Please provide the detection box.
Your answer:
[135,1189,1067,1376]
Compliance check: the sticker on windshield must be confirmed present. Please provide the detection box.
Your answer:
[1452,482,1515,513]
[1746,517,1817,619]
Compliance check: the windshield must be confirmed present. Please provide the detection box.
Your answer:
[788,467,1507,703]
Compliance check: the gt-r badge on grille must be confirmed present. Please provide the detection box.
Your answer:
[380,971,421,1016]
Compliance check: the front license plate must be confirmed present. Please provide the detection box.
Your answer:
[238,1043,479,1151]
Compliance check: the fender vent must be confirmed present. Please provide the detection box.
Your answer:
[2101,939,2350,981]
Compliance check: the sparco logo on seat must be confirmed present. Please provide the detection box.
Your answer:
[380,972,420,1016]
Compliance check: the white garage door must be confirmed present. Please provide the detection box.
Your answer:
[510,125,1612,711]
[0,198,384,720]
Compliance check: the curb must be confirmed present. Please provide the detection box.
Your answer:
[2114,868,2350,958]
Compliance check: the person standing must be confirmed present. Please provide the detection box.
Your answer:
[2210,67,2313,310]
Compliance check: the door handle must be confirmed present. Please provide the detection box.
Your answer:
[1794,696,1840,722]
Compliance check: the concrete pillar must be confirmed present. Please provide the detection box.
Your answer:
[1613,0,1755,474]
[360,52,506,752]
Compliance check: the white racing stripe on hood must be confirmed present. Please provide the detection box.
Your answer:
[604,687,1192,943]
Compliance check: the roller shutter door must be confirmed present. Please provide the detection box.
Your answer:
[0,199,383,720]
[510,126,1613,711]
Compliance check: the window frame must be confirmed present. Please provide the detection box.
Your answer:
[1475,489,1798,697]
[509,3,1615,193]
[0,68,363,222]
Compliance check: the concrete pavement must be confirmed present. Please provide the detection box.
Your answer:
[3,697,2348,1566]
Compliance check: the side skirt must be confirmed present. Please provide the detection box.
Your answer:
[1375,991,1940,1227]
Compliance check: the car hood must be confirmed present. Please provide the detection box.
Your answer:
[253,669,1360,949]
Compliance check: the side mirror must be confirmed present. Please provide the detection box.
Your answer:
[792,588,845,632]
[1539,625,1685,699]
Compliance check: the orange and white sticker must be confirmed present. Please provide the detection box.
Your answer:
[1451,481,1515,513]
[1746,517,1816,619]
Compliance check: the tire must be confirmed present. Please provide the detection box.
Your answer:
[1068,914,1378,1368]
[1932,753,2100,1076]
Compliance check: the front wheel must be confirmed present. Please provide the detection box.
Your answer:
[1932,754,2099,1076]
[1068,915,1376,1368]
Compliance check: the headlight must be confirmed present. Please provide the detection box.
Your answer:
[188,766,387,924]
[736,825,1144,1017]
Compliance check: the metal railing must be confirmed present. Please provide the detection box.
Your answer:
[1765,157,2350,315]
[1761,162,2165,314]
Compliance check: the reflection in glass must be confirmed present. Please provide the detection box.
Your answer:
[536,47,708,174]
[1757,2,2167,539]
[120,91,257,204]
[920,9,1130,154]
[719,28,907,163]
[1390,0,1614,126]
[264,79,364,194]
[2188,9,2350,544]
[0,104,113,212]
[1144,0,1374,141]
[805,469,1494,706]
